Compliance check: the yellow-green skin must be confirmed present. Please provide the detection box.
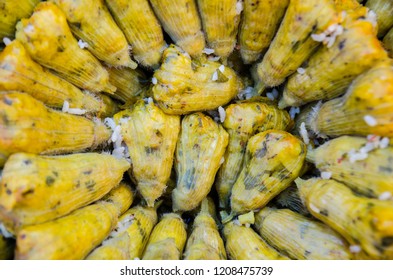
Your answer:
[216,102,293,209]
[150,0,205,57]
[239,0,289,64]
[105,0,165,68]
[311,61,393,137]
[114,101,180,207]
[223,222,289,260]
[0,0,40,40]
[0,40,116,117]
[384,27,393,58]
[153,45,243,115]
[184,199,227,260]
[229,130,306,216]
[52,0,136,68]
[366,0,393,38]
[296,178,393,259]
[255,207,352,260]
[15,2,115,93]
[256,0,337,87]
[197,0,240,58]
[307,136,393,199]
[142,213,187,260]
[280,20,387,108]
[15,183,133,260]
[0,153,130,232]
[86,205,157,260]
[0,92,111,167]
[173,113,229,212]
[106,66,146,104]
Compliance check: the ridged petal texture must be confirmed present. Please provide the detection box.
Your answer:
[114,100,180,207]
[150,0,205,57]
[384,27,393,58]
[239,0,289,64]
[15,2,115,93]
[105,0,165,68]
[223,221,289,260]
[183,199,226,260]
[153,45,243,115]
[365,0,393,38]
[14,183,133,260]
[52,0,136,68]
[216,102,292,209]
[142,213,187,260]
[280,19,387,108]
[307,136,393,198]
[0,153,129,232]
[310,61,393,137]
[106,66,146,104]
[0,92,111,167]
[0,0,40,40]
[229,130,306,217]
[173,113,228,212]
[0,40,116,117]
[197,0,240,58]
[86,205,157,260]
[256,0,337,87]
[296,178,393,259]
[255,207,351,260]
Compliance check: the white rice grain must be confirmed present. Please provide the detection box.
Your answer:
[202,48,215,55]
[62,100,70,113]
[236,0,244,15]
[364,115,378,127]
[0,223,13,238]
[78,39,89,49]
[321,171,332,180]
[300,122,310,145]
[297,67,306,75]
[266,92,275,101]
[212,71,218,81]
[309,203,320,214]
[349,245,362,254]
[152,77,158,85]
[289,107,300,119]
[219,65,225,73]
[24,24,34,33]
[67,108,86,115]
[378,192,392,201]
[379,137,390,149]
[311,33,326,42]
[3,37,11,46]
[218,106,226,123]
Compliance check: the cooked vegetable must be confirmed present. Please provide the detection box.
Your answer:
[227,130,306,219]
[239,0,289,64]
[280,19,387,108]
[152,45,243,115]
[0,40,117,117]
[106,66,147,104]
[255,0,337,87]
[150,0,205,57]
[223,221,289,260]
[105,0,165,68]
[365,0,393,38]
[216,102,293,208]
[15,183,133,259]
[172,113,228,212]
[384,27,393,58]
[296,178,393,259]
[142,213,187,260]
[255,207,352,260]
[183,199,226,260]
[52,0,137,68]
[0,92,111,167]
[0,153,130,232]
[307,61,393,137]
[15,2,115,93]
[307,136,393,199]
[197,0,240,59]
[86,205,157,260]
[114,100,180,207]
[0,0,40,40]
